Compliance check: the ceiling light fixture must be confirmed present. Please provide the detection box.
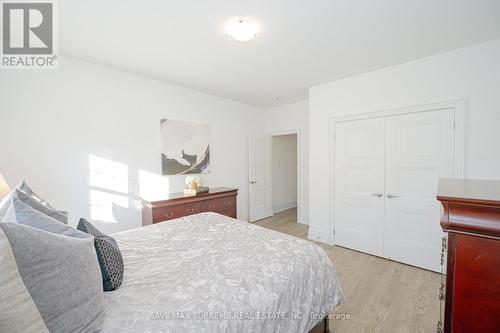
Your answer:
[225,17,259,42]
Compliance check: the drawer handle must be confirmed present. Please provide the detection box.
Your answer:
[164,212,173,218]
[209,203,215,209]
[224,201,231,207]
[186,208,195,214]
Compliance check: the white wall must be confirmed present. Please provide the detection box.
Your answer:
[264,100,309,224]
[0,57,264,233]
[272,134,297,213]
[308,39,500,244]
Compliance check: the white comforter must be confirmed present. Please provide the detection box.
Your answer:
[102,213,344,333]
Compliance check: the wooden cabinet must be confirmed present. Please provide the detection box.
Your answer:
[142,187,238,225]
[437,179,500,333]
[153,202,202,222]
[201,196,236,217]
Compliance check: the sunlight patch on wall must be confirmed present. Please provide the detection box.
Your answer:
[89,154,129,222]
[89,155,128,193]
[138,170,170,202]
[89,190,129,223]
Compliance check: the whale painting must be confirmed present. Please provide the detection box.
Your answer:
[160,119,210,175]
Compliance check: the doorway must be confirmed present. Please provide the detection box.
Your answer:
[248,131,301,223]
[272,134,298,218]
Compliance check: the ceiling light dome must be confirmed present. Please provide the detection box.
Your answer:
[225,17,259,42]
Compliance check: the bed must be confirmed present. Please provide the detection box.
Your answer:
[102,212,344,333]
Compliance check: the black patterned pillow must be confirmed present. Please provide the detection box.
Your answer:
[77,218,124,291]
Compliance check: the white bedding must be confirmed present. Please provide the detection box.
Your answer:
[102,213,344,333]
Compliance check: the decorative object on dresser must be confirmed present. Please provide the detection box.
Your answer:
[183,174,209,195]
[185,174,203,189]
[183,187,209,196]
[142,187,238,225]
[436,178,500,333]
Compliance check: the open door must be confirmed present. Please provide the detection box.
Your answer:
[249,136,273,222]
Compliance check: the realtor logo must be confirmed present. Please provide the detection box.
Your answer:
[1,0,57,69]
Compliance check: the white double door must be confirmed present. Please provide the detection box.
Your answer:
[334,109,455,272]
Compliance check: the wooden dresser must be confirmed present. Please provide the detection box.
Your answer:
[142,187,238,225]
[437,179,500,333]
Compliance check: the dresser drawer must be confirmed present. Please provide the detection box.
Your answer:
[153,202,201,223]
[219,206,236,218]
[202,197,236,213]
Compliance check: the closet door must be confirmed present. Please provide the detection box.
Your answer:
[334,118,385,257]
[384,109,455,272]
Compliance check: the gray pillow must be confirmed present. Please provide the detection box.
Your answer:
[0,222,104,333]
[0,227,48,333]
[1,197,81,237]
[14,190,68,223]
[0,180,68,224]
[17,180,48,203]
[0,190,14,220]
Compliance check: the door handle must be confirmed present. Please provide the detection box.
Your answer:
[249,180,257,184]
[371,193,383,197]
[387,194,399,198]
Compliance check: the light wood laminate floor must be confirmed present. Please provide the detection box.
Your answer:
[255,208,442,333]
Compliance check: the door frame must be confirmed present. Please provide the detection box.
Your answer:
[329,99,466,244]
[265,128,303,224]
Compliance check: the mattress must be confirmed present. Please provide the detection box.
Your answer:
[102,212,344,333]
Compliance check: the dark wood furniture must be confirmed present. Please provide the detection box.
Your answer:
[309,317,330,333]
[437,179,500,333]
[142,187,238,225]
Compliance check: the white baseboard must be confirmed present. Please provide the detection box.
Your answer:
[273,201,297,213]
[297,215,309,225]
[308,228,334,245]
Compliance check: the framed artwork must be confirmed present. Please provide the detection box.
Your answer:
[160,119,210,175]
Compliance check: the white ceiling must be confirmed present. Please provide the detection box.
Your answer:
[60,0,500,108]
